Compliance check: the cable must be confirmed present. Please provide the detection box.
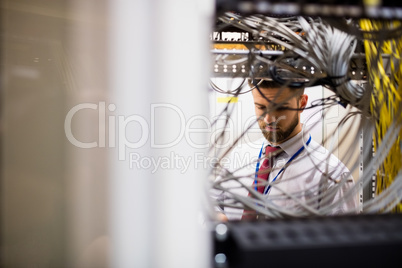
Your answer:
[360,19,402,212]
[209,13,402,219]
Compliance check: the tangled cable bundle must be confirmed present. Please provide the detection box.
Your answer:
[216,14,366,107]
[209,13,402,219]
[360,19,402,212]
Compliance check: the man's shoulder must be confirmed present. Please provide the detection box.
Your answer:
[225,138,264,171]
[307,139,350,175]
[230,137,265,154]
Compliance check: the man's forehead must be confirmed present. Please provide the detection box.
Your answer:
[252,87,294,101]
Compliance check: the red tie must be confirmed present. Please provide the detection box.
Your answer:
[256,146,280,194]
[242,145,279,220]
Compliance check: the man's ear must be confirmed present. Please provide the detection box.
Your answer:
[300,94,308,111]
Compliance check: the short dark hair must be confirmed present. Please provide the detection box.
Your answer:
[248,79,305,98]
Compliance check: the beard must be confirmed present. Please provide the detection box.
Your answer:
[258,113,299,144]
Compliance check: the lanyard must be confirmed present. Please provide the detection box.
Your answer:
[254,134,312,195]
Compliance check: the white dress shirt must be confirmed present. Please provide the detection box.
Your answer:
[218,130,358,220]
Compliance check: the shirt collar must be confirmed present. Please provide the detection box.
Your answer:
[279,130,311,157]
[265,130,310,158]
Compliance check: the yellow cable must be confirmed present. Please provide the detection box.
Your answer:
[360,19,402,212]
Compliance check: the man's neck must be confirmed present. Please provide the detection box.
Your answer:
[271,124,302,146]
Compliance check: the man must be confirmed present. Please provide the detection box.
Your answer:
[216,80,358,220]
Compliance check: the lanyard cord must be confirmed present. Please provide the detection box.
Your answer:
[254,134,312,195]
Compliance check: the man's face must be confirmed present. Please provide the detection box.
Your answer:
[252,87,307,144]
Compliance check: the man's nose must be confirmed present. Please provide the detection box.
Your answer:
[263,112,277,124]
